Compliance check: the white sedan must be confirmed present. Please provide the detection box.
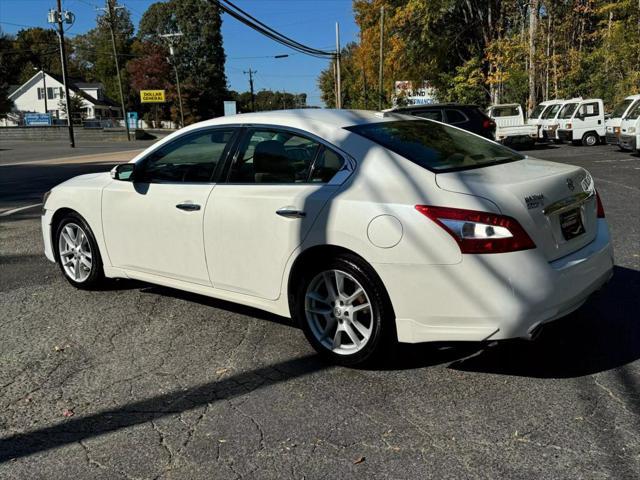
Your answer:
[42,110,614,366]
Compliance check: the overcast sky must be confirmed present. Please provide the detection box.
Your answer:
[0,0,359,106]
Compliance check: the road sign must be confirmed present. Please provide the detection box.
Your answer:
[24,113,52,126]
[127,111,138,129]
[140,90,166,103]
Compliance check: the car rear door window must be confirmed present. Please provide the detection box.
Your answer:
[139,128,236,183]
[413,109,443,122]
[444,109,468,124]
[228,129,344,184]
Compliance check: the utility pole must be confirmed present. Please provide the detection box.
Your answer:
[102,0,131,140]
[48,1,75,147]
[335,22,341,109]
[160,32,185,128]
[243,68,257,112]
[378,6,385,110]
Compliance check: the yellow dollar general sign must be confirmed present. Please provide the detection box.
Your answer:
[140,90,166,103]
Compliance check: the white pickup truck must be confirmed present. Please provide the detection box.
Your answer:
[556,98,606,146]
[618,99,640,153]
[486,104,538,148]
[605,94,640,146]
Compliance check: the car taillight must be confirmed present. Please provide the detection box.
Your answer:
[596,191,605,218]
[415,205,536,254]
[482,119,494,130]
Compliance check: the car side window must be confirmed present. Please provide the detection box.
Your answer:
[414,110,443,122]
[444,109,468,124]
[580,102,600,117]
[228,129,322,183]
[309,147,345,183]
[139,128,236,183]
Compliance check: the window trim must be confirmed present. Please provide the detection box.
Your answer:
[133,126,241,185]
[222,124,353,186]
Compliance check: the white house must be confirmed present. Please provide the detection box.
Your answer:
[7,70,121,122]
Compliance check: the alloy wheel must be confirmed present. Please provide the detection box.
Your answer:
[304,269,374,355]
[58,222,93,283]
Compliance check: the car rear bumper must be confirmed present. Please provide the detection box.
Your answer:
[557,129,573,142]
[619,134,637,151]
[376,219,614,343]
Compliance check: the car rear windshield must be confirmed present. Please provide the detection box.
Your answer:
[346,120,524,173]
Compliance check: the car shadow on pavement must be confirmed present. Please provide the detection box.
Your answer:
[395,265,640,379]
[139,284,296,328]
[0,354,327,463]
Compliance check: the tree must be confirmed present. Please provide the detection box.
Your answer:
[0,31,17,117]
[72,3,134,107]
[58,93,86,120]
[138,0,228,123]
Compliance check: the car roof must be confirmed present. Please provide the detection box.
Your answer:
[490,103,521,108]
[393,103,480,110]
[172,109,418,143]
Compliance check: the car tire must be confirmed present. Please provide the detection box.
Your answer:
[582,132,599,146]
[54,212,105,289]
[294,254,395,367]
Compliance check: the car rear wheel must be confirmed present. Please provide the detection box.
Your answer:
[582,132,599,146]
[295,254,395,367]
[55,213,104,288]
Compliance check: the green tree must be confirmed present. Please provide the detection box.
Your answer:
[72,2,134,107]
[0,32,16,117]
[138,0,228,123]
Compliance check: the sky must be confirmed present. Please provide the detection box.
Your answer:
[0,0,360,106]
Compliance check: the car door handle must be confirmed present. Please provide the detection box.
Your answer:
[176,203,201,211]
[276,208,306,218]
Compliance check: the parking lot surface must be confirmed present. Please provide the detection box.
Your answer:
[1,142,639,479]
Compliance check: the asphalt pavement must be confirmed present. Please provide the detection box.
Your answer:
[0,141,639,479]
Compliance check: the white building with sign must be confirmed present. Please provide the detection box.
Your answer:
[5,70,121,124]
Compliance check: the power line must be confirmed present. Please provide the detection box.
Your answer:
[214,0,335,59]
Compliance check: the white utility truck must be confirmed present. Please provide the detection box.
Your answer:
[541,98,582,142]
[618,99,640,153]
[605,94,640,146]
[486,103,538,147]
[528,99,564,138]
[556,98,605,146]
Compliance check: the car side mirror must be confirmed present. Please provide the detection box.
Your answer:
[110,163,136,181]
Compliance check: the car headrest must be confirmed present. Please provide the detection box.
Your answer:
[254,140,290,174]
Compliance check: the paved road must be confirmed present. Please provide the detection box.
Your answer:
[0,143,639,479]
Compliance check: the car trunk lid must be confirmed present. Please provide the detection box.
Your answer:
[435,158,598,261]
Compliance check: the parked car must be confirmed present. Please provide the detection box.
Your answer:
[486,103,538,147]
[528,99,565,138]
[390,103,495,139]
[618,100,640,153]
[557,98,605,146]
[605,94,640,146]
[41,109,614,366]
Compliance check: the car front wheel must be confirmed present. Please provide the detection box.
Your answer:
[295,254,394,367]
[55,213,104,288]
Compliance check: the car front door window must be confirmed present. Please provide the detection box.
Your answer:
[139,129,236,183]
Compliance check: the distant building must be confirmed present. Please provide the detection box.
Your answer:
[7,70,121,122]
